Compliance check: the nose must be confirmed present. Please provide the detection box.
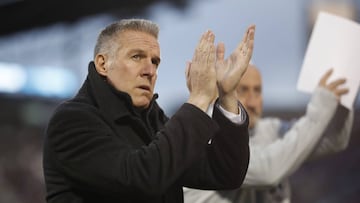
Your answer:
[245,92,257,109]
[141,60,157,77]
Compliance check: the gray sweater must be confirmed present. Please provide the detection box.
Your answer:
[184,87,354,203]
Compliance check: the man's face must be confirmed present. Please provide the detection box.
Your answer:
[236,65,263,129]
[96,30,161,109]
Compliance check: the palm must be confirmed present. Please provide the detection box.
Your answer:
[186,30,218,108]
[216,25,255,96]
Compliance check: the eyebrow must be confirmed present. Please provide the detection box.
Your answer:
[128,49,145,55]
[129,49,161,64]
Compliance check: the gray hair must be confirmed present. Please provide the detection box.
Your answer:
[93,19,159,59]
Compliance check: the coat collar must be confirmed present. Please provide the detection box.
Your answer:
[80,61,159,121]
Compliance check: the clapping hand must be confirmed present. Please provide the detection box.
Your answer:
[216,25,255,113]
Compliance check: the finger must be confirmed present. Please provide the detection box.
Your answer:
[208,30,215,44]
[206,31,216,59]
[208,42,216,67]
[199,30,210,44]
[193,30,215,62]
[247,28,255,51]
[327,78,346,90]
[203,30,215,50]
[333,87,349,102]
[234,26,251,53]
[245,29,255,61]
[236,25,256,51]
[216,42,225,61]
[334,87,349,97]
[244,25,255,49]
[319,69,333,86]
[247,25,256,41]
[237,26,256,61]
[193,30,210,61]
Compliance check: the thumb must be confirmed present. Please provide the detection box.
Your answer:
[185,61,192,91]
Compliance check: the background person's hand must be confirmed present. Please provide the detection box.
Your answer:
[318,68,349,101]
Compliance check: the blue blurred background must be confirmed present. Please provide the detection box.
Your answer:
[0,0,359,202]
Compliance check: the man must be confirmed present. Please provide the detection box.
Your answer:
[43,19,256,203]
[184,64,354,202]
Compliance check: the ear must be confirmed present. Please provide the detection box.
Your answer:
[94,54,108,76]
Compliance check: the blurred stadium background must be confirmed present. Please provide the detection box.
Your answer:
[0,0,359,202]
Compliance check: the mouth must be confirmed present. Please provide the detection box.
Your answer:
[138,85,151,92]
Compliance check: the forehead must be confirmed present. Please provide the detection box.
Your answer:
[117,30,160,53]
[240,66,262,86]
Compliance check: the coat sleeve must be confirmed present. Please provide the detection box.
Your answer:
[180,102,250,190]
[243,87,340,186]
[45,102,219,196]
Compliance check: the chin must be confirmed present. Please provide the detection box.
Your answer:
[133,104,149,109]
[133,100,151,109]
[250,117,260,128]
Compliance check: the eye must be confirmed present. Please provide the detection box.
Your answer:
[255,87,262,95]
[132,55,141,60]
[152,58,160,67]
[238,86,248,94]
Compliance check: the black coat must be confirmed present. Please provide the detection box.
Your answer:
[43,62,249,203]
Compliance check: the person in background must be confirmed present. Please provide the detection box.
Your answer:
[43,19,256,203]
[184,63,354,203]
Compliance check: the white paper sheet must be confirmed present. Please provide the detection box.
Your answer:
[297,12,360,110]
